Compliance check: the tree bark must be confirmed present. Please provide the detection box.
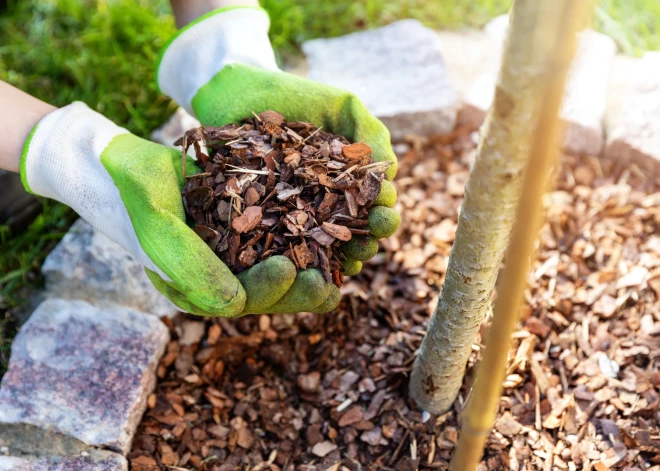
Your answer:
[409,0,577,414]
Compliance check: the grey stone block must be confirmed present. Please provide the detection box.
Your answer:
[561,29,617,155]
[605,52,660,173]
[0,453,127,471]
[0,424,127,471]
[0,298,169,455]
[435,29,497,103]
[0,424,89,457]
[459,15,616,156]
[42,218,178,317]
[302,19,458,140]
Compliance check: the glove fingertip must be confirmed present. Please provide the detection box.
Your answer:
[368,206,401,239]
[384,157,398,181]
[237,255,297,314]
[373,180,397,208]
[342,258,362,276]
[342,237,379,261]
[264,269,331,314]
[309,285,341,313]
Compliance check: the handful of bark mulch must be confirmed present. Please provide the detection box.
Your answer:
[178,110,389,287]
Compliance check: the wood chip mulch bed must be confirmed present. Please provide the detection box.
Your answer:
[130,126,660,471]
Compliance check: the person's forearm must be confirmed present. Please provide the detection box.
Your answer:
[0,81,56,173]
[169,0,259,28]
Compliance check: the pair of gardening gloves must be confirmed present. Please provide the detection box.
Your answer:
[21,7,399,317]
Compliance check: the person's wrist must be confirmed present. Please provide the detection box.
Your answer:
[0,81,56,173]
[170,0,260,28]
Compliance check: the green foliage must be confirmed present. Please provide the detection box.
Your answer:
[296,0,509,42]
[0,0,178,305]
[265,0,660,57]
[594,0,660,56]
[0,0,178,136]
[260,0,305,61]
[0,312,17,376]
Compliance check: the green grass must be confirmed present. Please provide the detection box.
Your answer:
[0,312,17,373]
[0,0,178,135]
[0,0,658,377]
[594,0,660,56]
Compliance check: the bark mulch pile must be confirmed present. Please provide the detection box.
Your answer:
[131,126,660,471]
[179,111,388,285]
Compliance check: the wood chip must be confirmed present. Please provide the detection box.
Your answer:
[342,142,372,160]
[322,222,353,241]
[231,206,262,234]
[312,441,338,457]
[338,406,364,427]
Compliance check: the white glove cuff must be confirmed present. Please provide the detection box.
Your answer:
[157,7,279,116]
[23,102,166,278]
[23,102,127,201]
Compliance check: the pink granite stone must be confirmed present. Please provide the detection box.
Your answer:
[0,299,169,455]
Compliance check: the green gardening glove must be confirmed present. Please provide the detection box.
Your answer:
[20,102,343,317]
[157,7,400,314]
[20,102,246,316]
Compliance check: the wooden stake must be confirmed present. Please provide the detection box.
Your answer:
[449,1,591,470]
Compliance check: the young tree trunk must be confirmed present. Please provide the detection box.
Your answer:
[409,0,572,414]
[449,1,589,468]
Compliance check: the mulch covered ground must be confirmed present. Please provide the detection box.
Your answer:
[130,126,660,471]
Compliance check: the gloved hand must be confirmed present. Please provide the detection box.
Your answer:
[19,102,342,317]
[157,6,400,309]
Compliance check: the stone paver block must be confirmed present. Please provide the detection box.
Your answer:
[459,72,498,129]
[605,52,660,173]
[459,15,616,156]
[452,15,507,129]
[42,218,178,317]
[435,29,497,102]
[561,29,617,155]
[0,298,169,455]
[302,19,458,140]
[483,14,509,41]
[0,452,127,471]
